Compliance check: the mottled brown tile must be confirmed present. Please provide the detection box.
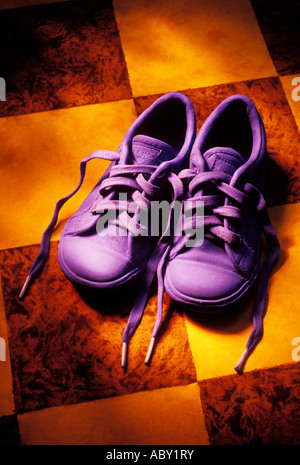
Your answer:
[135,77,300,206]
[199,363,300,445]
[0,243,196,414]
[250,0,300,75]
[0,0,132,117]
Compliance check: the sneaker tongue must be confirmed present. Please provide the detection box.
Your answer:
[203,147,245,176]
[130,134,175,166]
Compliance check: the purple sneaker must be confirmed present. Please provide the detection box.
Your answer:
[164,95,280,373]
[19,92,196,366]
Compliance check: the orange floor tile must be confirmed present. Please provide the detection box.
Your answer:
[0,100,137,249]
[18,383,209,445]
[114,0,276,96]
[184,203,300,379]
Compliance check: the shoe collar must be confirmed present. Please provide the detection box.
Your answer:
[118,92,196,178]
[190,94,266,185]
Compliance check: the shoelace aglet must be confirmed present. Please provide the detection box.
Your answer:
[234,347,250,374]
[18,275,32,299]
[145,337,156,365]
[121,342,128,369]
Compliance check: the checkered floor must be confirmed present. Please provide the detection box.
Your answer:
[0,0,300,446]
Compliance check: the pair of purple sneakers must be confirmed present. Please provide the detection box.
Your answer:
[20,92,279,373]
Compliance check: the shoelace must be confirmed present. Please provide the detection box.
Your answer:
[19,148,184,369]
[121,171,184,368]
[170,169,280,374]
[90,154,185,368]
[19,149,119,298]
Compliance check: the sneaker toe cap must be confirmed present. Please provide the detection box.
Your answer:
[59,236,134,286]
[165,259,246,304]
